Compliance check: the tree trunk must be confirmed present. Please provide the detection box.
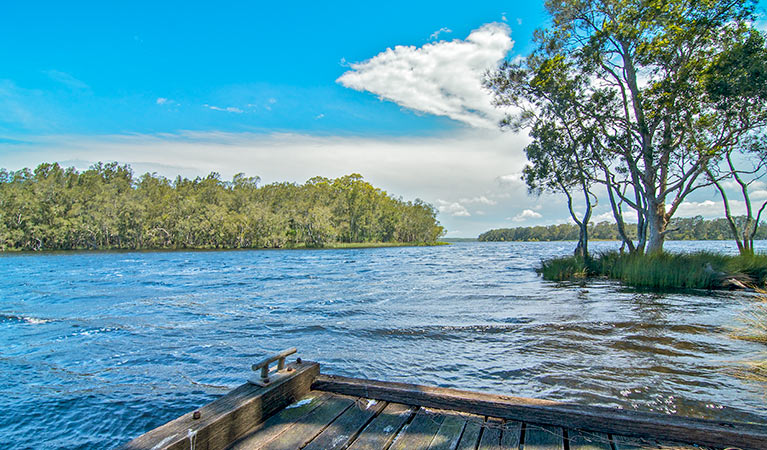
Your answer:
[646,201,666,254]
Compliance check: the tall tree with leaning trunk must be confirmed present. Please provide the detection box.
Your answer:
[487,0,767,253]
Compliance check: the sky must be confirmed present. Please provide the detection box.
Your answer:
[1,1,766,237]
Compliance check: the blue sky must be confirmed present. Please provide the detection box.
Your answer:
[1,1,766,237]
[0,1,546,136]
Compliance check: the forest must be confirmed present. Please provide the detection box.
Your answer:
[0,162,445,251]
[478,216,767,243]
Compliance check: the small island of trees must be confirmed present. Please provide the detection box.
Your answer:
[0,162,445,251]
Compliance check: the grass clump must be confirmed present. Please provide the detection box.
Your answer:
[539,251,767,290]
[731,291,767,384]
[539,255,591,280]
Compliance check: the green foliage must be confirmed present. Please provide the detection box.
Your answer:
[486,0,767,254]
[0,163,445,251]
[478,216,767,242]
[540,251,767,290]
[539,256,590,281]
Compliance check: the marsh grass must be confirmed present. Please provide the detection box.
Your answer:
[731,291,767,384]
[540,251,767,290]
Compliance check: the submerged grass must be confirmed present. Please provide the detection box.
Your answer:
[540,251,767,290]
[731,291,767,384]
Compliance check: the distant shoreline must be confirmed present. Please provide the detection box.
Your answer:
[0,241,450,255]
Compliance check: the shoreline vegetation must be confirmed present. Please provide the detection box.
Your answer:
[0,162,445,252]
[0,240,450,255]
[479,218,767,243]
[540,251,767,290]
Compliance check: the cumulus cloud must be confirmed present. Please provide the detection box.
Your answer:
[437,199,471,217]
[591,212,616,223]
[513,209,542,222]
[337,23,514,128]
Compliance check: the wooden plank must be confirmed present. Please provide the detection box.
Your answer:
[523,424,564,450]
[312,374,767,450]
[499,420,521,449]
[346,402,414,450]
[568,430,612,450]
[455,418,483,450]
[257,394,355,450]
[301,398,387,450]
[428,413,467,450]
[120,360,320,450]
[478,418,503,450]
[226,392,333,449]
[612,435,714,450]
[389,408,445,450]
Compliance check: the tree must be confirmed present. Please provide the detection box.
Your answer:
[487,0,767,253]
[703,31,767,254]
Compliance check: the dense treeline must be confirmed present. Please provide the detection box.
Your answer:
[0,162,444,251]
[478,216,767,242]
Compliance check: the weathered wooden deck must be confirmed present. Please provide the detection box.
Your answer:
[225,389,696,450]
[119,354,767,450]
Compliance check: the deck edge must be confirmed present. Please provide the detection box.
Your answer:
[312,373,767,450]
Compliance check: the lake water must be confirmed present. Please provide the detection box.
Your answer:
[1,241,765,449]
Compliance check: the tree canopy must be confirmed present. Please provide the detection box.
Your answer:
[486,0,767,254]
[0,162,444,251]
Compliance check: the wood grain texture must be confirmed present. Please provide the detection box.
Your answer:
[226,392,332,450]
[427,413,467,450]
[478,418,503,450]
[301,398,386,450]
[119,361,319,450]
[455,418,483,450]
[312,373,767,450]
[389,408,445,450]
[612,434,714,450]
[257,394,354,450]
[568,430,612,450]
[523,424,564,450]
[346,402,414,450]
[499,420,521,449]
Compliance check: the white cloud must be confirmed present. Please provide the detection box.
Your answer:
[460,195,496,205]
[429,27,452,40]
[750,190,767,200]
[337,23,514,129]
[437,200,471,217]
[513,209,542,222]
[675,199,724,217]
[496,173,524,186]
[591,212,615,223]
[156,97,169,105]
[204,104,243,113]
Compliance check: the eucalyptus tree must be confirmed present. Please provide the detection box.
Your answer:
[488,0,766,253]
[703,31,767,254]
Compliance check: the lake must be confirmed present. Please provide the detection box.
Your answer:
[1,241,765,449]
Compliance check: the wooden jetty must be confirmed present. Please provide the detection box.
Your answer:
[119,349,767,450]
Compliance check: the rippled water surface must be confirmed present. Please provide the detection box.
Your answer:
[1,241,766,449]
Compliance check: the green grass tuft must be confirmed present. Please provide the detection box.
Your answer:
[539,251,767,290]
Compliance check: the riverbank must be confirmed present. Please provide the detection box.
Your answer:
[0,241,449,254]
[540,251,767,290]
